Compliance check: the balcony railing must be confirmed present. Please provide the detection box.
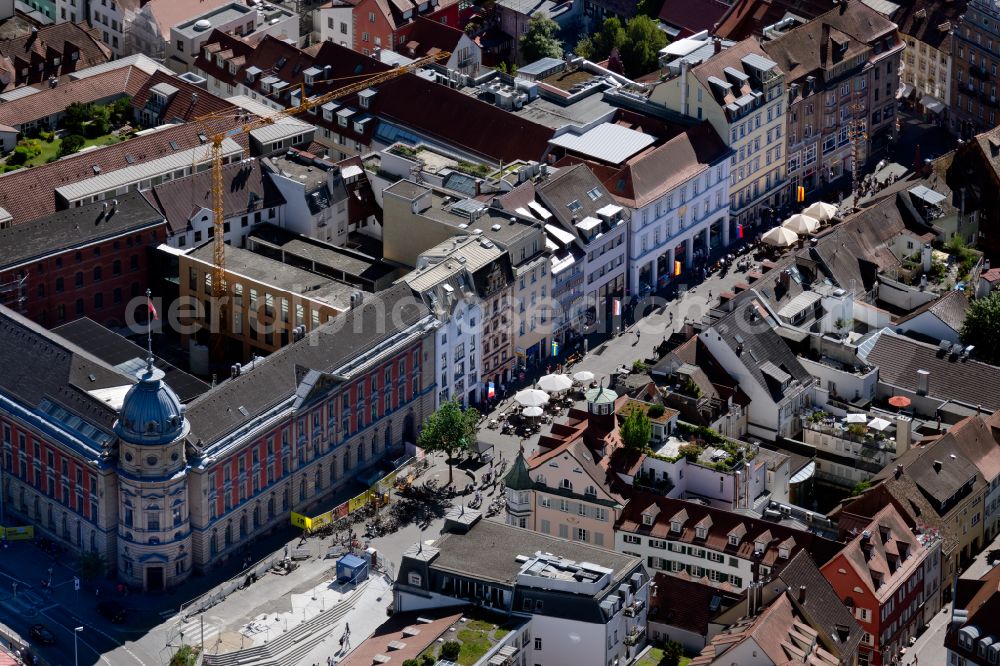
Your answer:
[624,627,646,646]
[623,599,646,617]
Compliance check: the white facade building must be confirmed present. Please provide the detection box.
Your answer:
[620,124,731,296]
[166,2,299,73]
[395,515,650,666]
[316,1,353,47]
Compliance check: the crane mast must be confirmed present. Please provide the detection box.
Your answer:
[199,51,449,334]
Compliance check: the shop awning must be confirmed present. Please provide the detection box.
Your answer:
[920,94,945,114]
[896,82,914,99]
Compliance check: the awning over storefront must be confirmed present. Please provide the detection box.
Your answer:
[920,94,945,114]
[896,82,914,99]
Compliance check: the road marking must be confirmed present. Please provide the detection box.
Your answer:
[41,607,147,666]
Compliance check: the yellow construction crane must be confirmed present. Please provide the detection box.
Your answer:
[197,51,450,318]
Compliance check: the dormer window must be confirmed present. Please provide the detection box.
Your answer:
[729,535,739,546]
[778,547,790,559]
[642,514,654,527]
[696,527,707,539]
[670,521,681,533]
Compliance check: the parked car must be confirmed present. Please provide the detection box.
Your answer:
[29,624,55,645]
[97,600,127,623]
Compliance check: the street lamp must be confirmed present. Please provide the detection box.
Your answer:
[74,626,83,666]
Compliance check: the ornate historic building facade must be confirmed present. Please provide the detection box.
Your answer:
[0,283,436,590]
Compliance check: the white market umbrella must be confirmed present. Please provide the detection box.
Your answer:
[515,388,549,408]
[845,413,868,423]
[762,226,799,247]
[537,373,573,393]
[522,406,543,418]
[573,370,595,383]
[868,417,892,431]
[782,213,820,235]
[803,201,839,222]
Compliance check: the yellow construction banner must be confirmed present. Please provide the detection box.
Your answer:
[1,526,33,540]
[291,457,416,529]
[347,490,371,514]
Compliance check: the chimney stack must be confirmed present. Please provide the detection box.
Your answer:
[798,585,806,603]
[895,415,912,455]
[713,37,722,54]
[916,369,930,396]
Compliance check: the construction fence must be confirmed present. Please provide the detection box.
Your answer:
[290,456,418,531]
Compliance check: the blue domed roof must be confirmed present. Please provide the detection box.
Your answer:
[114,360,188,445]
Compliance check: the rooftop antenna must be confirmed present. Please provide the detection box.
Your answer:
[145,288,156,373]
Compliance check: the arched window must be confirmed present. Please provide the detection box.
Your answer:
[559,479,573,492]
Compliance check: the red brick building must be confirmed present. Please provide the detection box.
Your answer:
[821,504,942,666]
[0,190,166,328]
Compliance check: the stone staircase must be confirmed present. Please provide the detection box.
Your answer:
[203,581,367,666]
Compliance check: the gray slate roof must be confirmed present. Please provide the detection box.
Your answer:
[709,296,813,400]
[0,190,164,269]
[183,282,429,446]
[777,550,863,665]
[0,306,131,441]
[52,318,210,403]
[864,332,1000,411]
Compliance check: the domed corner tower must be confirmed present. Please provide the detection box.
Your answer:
[113,358,193,592]
[584,384,618,431]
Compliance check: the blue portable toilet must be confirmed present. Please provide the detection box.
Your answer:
[336,553,368,584]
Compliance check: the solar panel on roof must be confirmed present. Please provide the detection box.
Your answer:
[450,198,485,216]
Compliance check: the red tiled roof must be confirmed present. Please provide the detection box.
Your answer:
[604,122,730,208]
[0,116,246,225]
[821,504,929,604]
[658,0,730,38]
[0,22,112,92]
[131,69,234,122]
[714,0,837,41]
[339,609,465,666]
[142,159,285,234]
[195,34,553,163]
[0,65,149,128]
[618,491,843,568]
[649,573,741,634]
[399,15,466,59]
